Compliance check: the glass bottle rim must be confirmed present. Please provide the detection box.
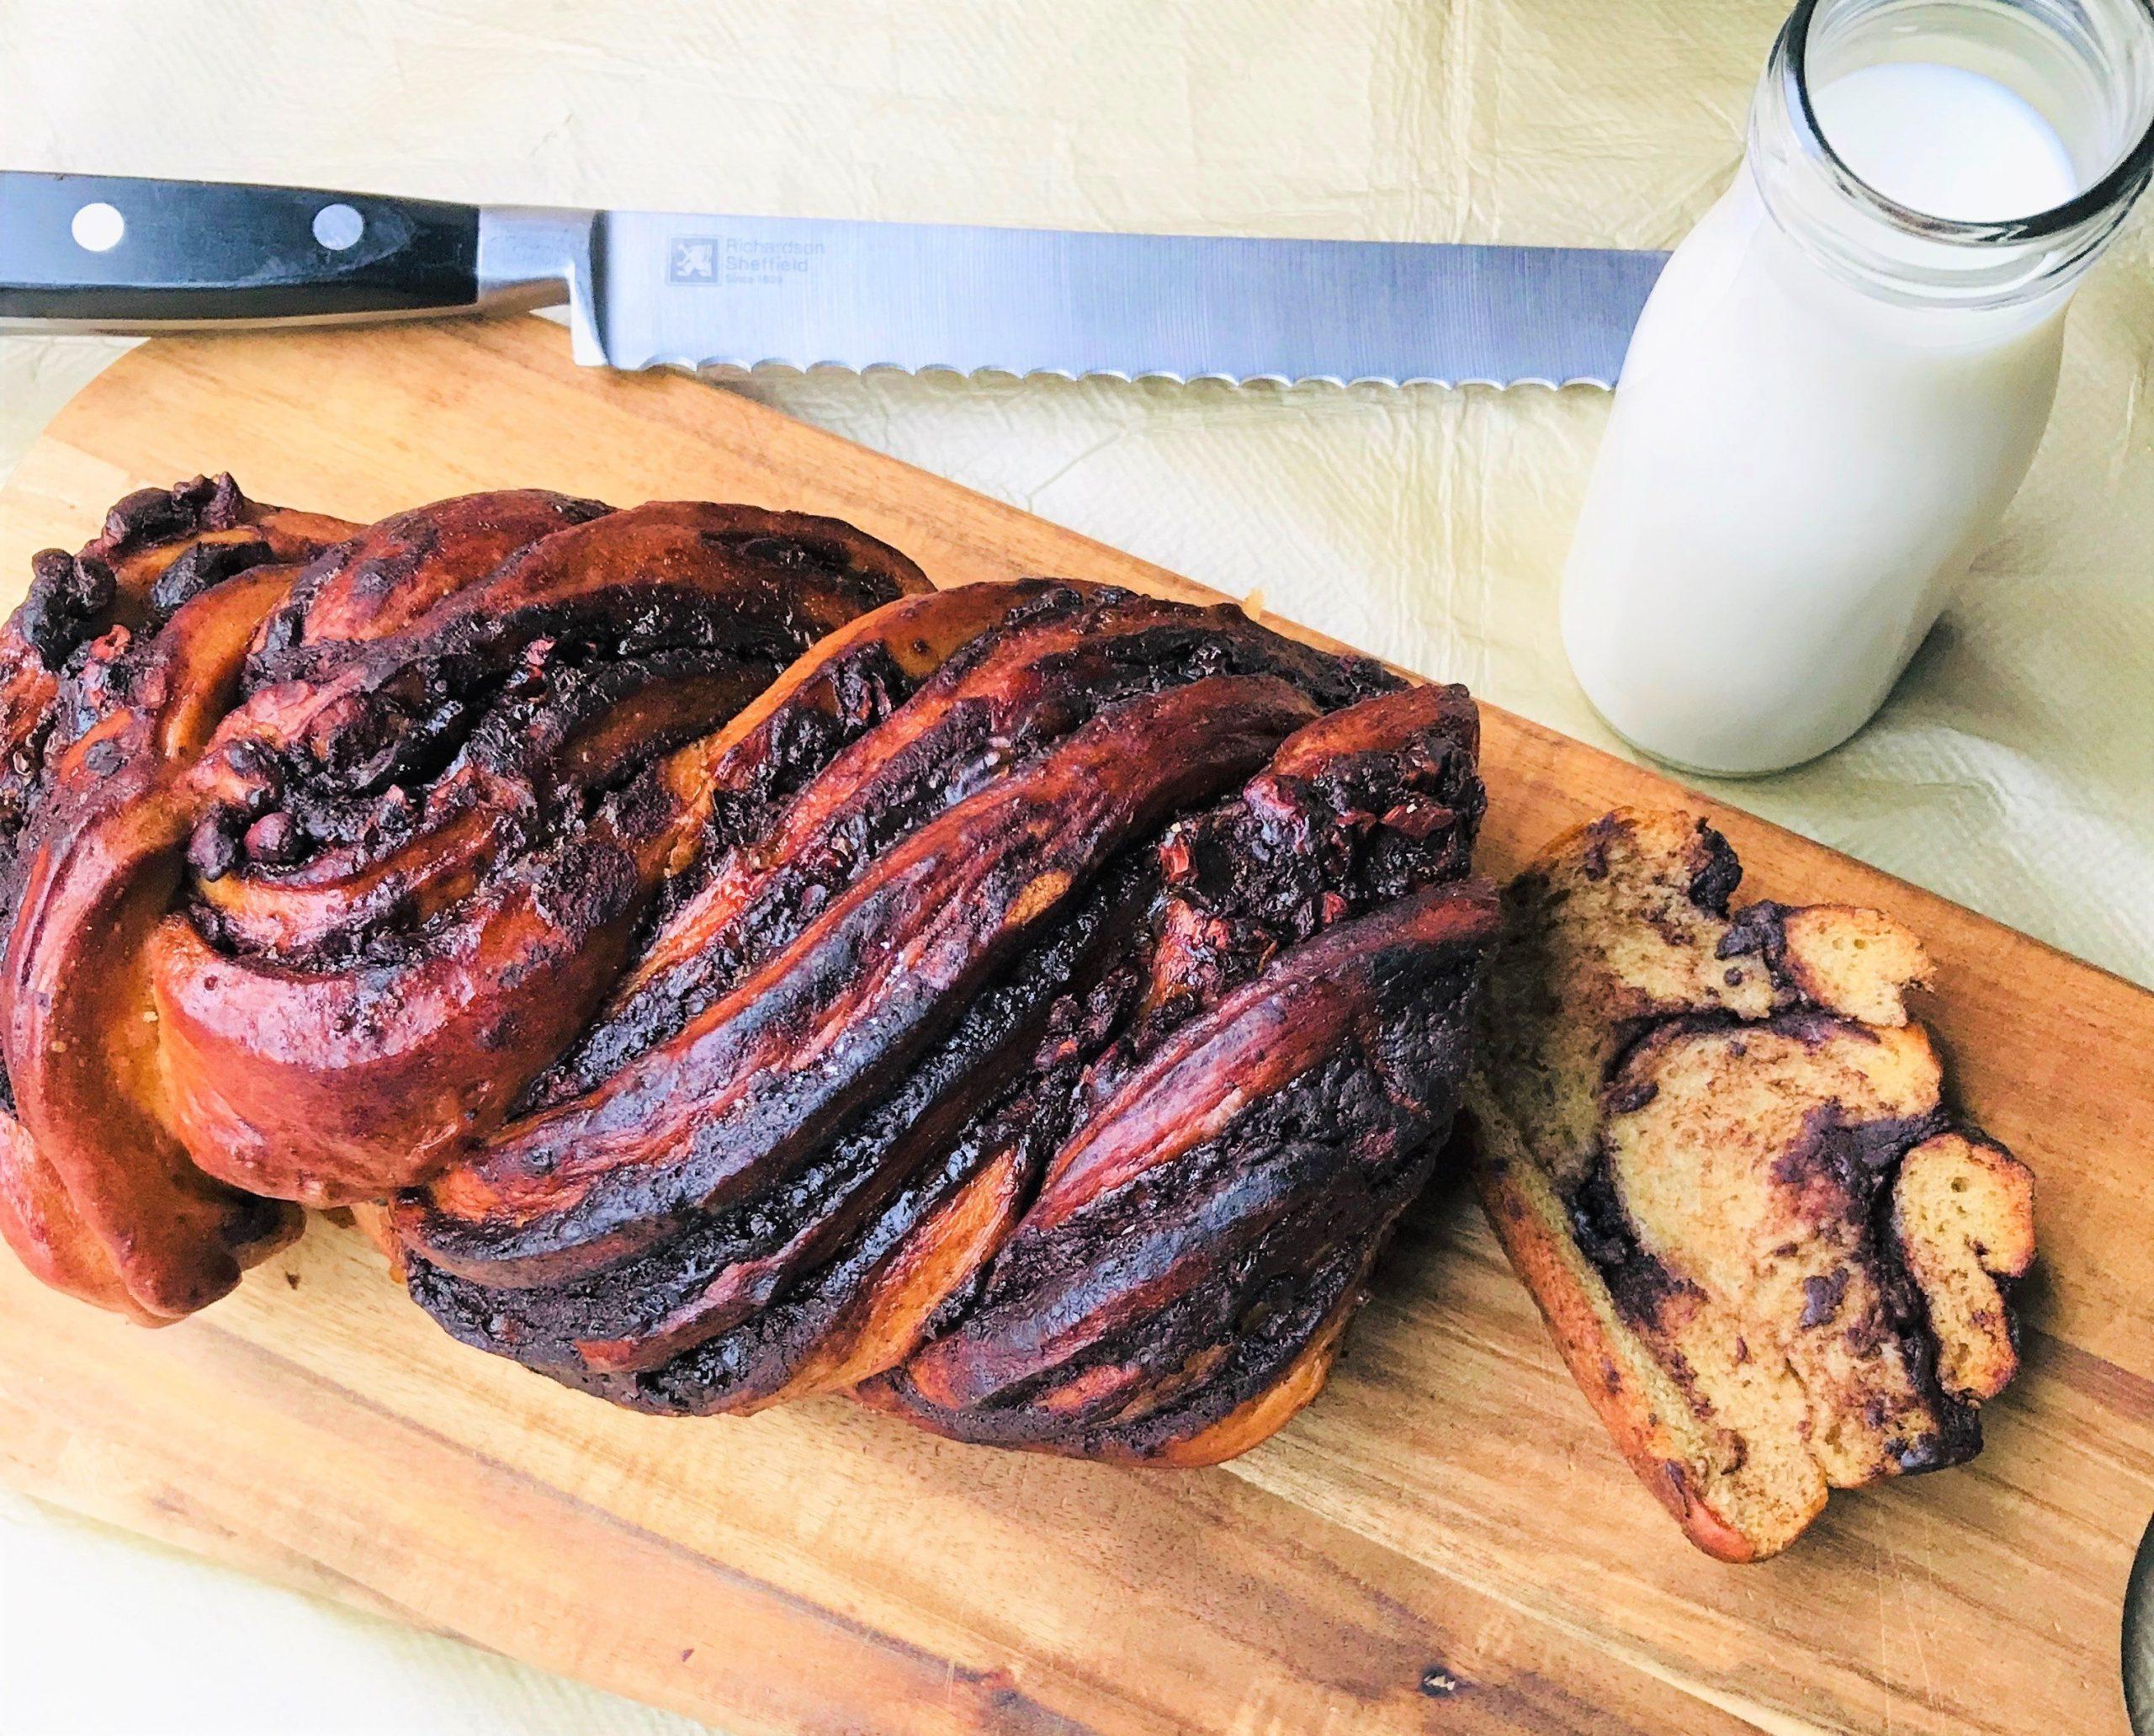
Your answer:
[1779,0,2154,243]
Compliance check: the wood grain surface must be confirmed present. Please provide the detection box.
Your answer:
[0,318,2146,1736]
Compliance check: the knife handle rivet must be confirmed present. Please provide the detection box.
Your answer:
[70,202,124,253]
[312,203,364,252]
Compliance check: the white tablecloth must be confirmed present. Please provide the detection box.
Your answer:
[1,2,2148,1730]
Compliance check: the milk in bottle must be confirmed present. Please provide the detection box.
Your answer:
[1561,0,2154,775]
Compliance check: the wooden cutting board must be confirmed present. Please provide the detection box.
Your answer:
[1,317,2147,1736]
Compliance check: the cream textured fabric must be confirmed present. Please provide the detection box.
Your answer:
[0,1,2147,1729]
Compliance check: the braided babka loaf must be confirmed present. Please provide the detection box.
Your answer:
[0,477,1498,1466]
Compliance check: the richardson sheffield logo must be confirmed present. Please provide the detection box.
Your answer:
[668,235,827,286]
[668,237,718,283]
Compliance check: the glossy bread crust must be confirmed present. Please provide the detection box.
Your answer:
[0,481,926,1320]
[399,596,1494,1457]
[0,483,1497,1467]
[0,476,360,1319]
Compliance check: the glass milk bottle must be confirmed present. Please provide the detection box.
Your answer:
[1562,0,2154,776]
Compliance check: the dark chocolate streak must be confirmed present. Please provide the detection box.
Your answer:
[401,671,1325,1283]
[1565,1153,1700,1331]
[191,511,903,957]
[870,883,1497,1457]
[517,586,1391,1113]
[1685,820,1744,915]
[131,501,932,1211]
[409,857,1153,1399]
[1814,1100,1982,1471]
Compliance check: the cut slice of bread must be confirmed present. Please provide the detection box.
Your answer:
[1467,808,2035,1562]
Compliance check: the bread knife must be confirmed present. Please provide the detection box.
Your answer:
[0,171,1667,389]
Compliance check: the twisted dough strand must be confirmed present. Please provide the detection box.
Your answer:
[0,482,925,1317]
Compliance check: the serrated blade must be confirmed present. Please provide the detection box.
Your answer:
[585,210,1665,390]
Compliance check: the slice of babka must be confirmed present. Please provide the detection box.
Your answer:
[1468,807,2034,1560]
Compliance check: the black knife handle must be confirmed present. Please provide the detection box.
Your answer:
[0,172,479,325]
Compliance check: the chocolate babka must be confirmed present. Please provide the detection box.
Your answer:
[1468,809,2034,1558]
[0,478,1497,1466]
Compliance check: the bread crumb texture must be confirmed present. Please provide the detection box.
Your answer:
[1471,808,2035,1561]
